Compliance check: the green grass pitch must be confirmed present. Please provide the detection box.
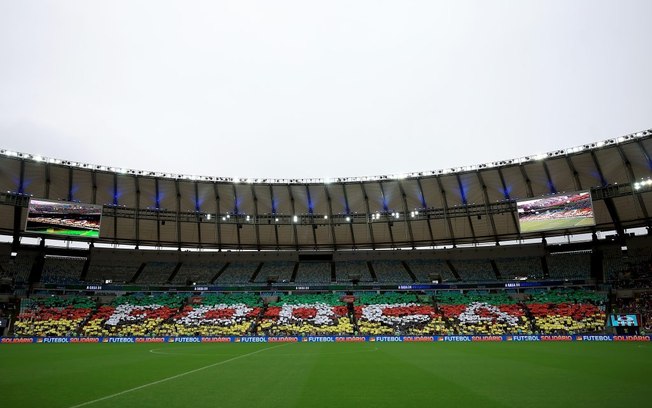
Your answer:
[519,217,595,233]
[1,342,650,408]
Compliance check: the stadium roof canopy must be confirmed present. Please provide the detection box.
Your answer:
[1,129,651,250]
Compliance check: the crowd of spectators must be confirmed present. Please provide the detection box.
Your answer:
[9,289,610,337]
[606,255,652,289]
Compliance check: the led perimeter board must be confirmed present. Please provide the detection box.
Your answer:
[516,191,595,234]
[25,198,102,238]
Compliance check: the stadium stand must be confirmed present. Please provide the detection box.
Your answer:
[172,262,221,285]
[40,256,85,285]
[136,261,177,284]
[81,294,184,337]
[14,296,95,337]
[494,257,544,280]
[615,293,652,332]
[406,259,457,282]
[156,293,262,336]
[257,293,353,336]
[355,292,445,335]
[294,262,332,284]
[547,252,592,280]
[371,260,412,283]
[451,259,496,281]
[335,261,374,283]
[8,288,613,337]
[2,129,652,352]
[0,250,37,284]
[254,261,293,283]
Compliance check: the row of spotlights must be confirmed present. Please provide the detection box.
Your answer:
[633,179,652,190]
[3,130,649,185]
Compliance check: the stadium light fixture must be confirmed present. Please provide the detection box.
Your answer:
[634,178,652,191]
[293,215,298,223]
[323,215,328,219]
[345,216,351,222]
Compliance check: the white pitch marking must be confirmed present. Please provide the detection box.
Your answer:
[67,344,287,408]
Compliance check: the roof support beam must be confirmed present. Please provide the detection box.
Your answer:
[175,180,181,250]
[286,185,299,250]
[456,174,477,244]
[542,161,557,194]
[497,168,520,239]
[232,184,241,250]
[306,185,318,249]
[415,178,435,245]
[195,182,202,248]
[519,165,534,197]
[67,166,73,201]
[359,182,376,249]
[378,182,395,248]
[590,151,624,237]
[435,177,455,246]
[340,183,356,249]
[564,156,583,191]
[213,183,222,250]
[134,176,141,248]
[616,145,650,227]
[636,139,651,171]
[396,180,416,249]
[324,185,337,250]
[269,185,280,250]
[250,184,261,250]
[476,171,499,244]
[91,170,97,205]
[155,178,161,246]
[45,163,51,199]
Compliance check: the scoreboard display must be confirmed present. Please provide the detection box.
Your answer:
[610,314,639,327]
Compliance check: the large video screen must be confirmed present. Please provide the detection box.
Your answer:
[516,191,595,233]
[25,199,102,238]
[610,314,639,327]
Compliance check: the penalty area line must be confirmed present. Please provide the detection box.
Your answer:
[67,344,287,408]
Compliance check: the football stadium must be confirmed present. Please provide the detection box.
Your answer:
[1,129,651,407]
